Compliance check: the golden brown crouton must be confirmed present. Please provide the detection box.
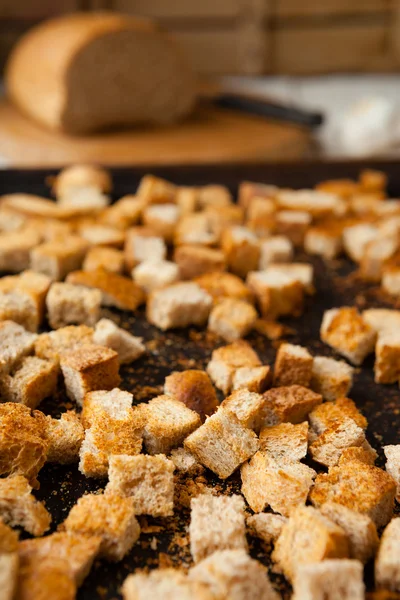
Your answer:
[375,517,400,592]
[46,411,84,464]
[0,229,41,273]
[194,272,254,304]
[374,332,400,384]
[122,568,212,600]
[30,236,89,281]
[1,553,19,600]
[208,298,257,343]
[0,475,51,535]
[231,365,271,393]
[246,513,287,547]
[147,282,212,331]
[275,210,312,247]
[258,235,293,267]
[310,356,354,401]
[0,518,19,553]
[174,213,218,247]
[247,270,304,319]
[221,226,260,278]
[238,181,278,210]
[0,320,37,373]
[339,445,377,466]
[174,245,226,280]
[308,397,367,435]
[34,325,93,366]
[206,340,261,395]
[259,421,308,461]
[221,389,267,432]
[51,164,112,197]
[15,556,76,600]
[247,197,276,237]
[321,307,376,365]
[0,356,58,409]
[46,282,101,329]
[136,174,177,204]
[164,370,218,422]
[309,419,367,468]
[142,203,180,241]
[262,385,322,426]
[273,343,313,387]
[205,204,244,238]
[292,559,365,600]
[93,318,145,364]
[82,246,124,274]
[197,184,232,209]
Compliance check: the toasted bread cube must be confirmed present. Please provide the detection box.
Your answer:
[360,235,398,281]
[63,493,140,562]
[80,388,134,429]
[310,356,354,401]
[362,307,400,335]
[100,196,143,230]
[0,321,36,373]
[241,451,316,515]
[46,283,101,329]
[208,298,257,343]
[189,494,247,563]
[207,340,261,395]
[0,403,47,484]
[0,553,18,600]
[359,168,387,192]
[259,235,293,269]
[0,518,19,553]
[374,332,400,384]
[82,246,124,274]
[46,411,84,464]
[320,502,379,563]
[292,559,365,600]
[384,445,400,502]
[60,344,120,406]
[238,181,278,211]
[30,236,88,280]
[164,370,218,422]
[194,272,254,305]
[14,555,76,600]
[184,407,259,479]
[232,365,271,393]
[247,270,304,319]
[0,270,51,325]
[309,418,367,467]
[140,394,201,455]
[147,282,212,331]
[124,227,167,270]
[78,224,124,248]
[375,517,400,592]
[122,569,212,600]
[136,174,176,204]
[197,184,232,209]
[262,385,322,426]
[132,259,180,292]
[308,397,367,435]
[0,356,58,409]
[175,213,217,247]
[275,210,312,246]
[272,506,349,581]
[278,188,346,217]
[265,262,314,292]
[247,196,276,237]
[175,186,198,215]
[259,421,308,461]
[93,318,145,364]
[169,447,203,475]
[205,204,244,238]
[246,513,287,546]
[339,445,377,466]
[0,229,41,273]
[382,265,400,296]
[304,225,342,260]
[273,343,313,387]
[189,549,278,600]
[34,324,93,364]
[52,164,111,197]
[106,454,174,516]
[320,307,376,365]
[0,290,38,332]
[174,245,226,280]
[221,389,266,432]
[0,475,51,535]
[342,223,378,263]
[221,226,260,278]
[142,203,180,241]
[310,459,396,528]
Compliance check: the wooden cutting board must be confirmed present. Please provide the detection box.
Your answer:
[0,99,312,167]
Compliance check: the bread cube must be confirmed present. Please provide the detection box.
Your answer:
[247,197,276,237]
[122,569,212,600]
[0,553,18,600]
[60,344,120,406]
[262,385,322,426]
[309,418,367,467]
[52,164,111,197]
[124,227,167,270]
[259,235,293,269]
[169,447,203,475]
[247,513,287,547]
[0,320,36,373]
[221,389,266,432]
[30,236,88,280]
[46,411,84,464]
[0,270,51,325]
[320,307,376,365]
[0,518,19,553]
[273,343,313,387]
[275,210,312,246]
[35,324,93,364]
[308,396,367,435]
[0,229,41,273]
[232,365,271,393]
[339,445,377,466]
[0,290,38,332]
[384,445,400,502]
[175,187,197,215]
[363,308,400,336]
[93,318,145,364]
[0,356,58,408]
[63,493,140,561]
[375,517,400,592]
[247,270,304,319]
[259,421,308,461]
[197,184,232,209]
[174,245,226,280]
[265,262,314,293]
[83,246,124,274]
[147,282,212,331]
[100,195,143,230]
[304,225,343,260]
[374,331,400,384]
[241,451,316,515]
[320,502,379,563]
[196,272,252,304]
[78,224,124,248]
[13,555,76,600]
[238,180,278,210]
[360,235,398,281]
[208,298,257,342]
[277,188,346,217]
[46,282,101,329]
[132,259,180,292]
[189,494,247,562]
[80,388,134,429]
[142,203,180,241]
[164,370,218,422]
[207,340,261,395]
[272,505,349,581]
[0,474,51,535]
[310,356,354,401]
[292,559,365,600]
[106,454,174,516]
[175,213,217,247]
[221,226,260,277]
[205,204,244,238]
[136,174,176,204]
[342,223,378,263]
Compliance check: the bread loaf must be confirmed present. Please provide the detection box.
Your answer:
[5,12,196,134]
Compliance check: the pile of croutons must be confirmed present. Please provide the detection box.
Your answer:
[0,164,400,600]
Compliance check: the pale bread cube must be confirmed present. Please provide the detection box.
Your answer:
[0,270,51,325]
[308,397,367,435]
[78,224,124,248]
[304,225,343,259]
[142,203,180,241]
[0,290,38,332]
[259,235,293,268]
[30,236,88,280]
[169,447,203,475]
[382,265,400,295]
[0,356,58,409]
[221,389,267,432]
[238,181,278,211]
[208,298,257,342]
[384,445,400,502]
[310,356,354,401]
[247,197,276,237]
[93,318,145,364]
[132,259,180,292]
[122,569,212,600]
[0,320,37,374]
[277,188,346,217]
[100,195,143,230]
[0,229,41,273]
[342,223,378,262]
[320,307,376,365]
[292,559,365,600]
[207,340,261,395]
[0,553,18,600]
[246,513,287,546]
[124,226,167,270]
[375,517,400,592]
[175,213,217,247]
[194,272,254,305]
[46,282,101,329]
[34,324,93,365]
[262,263,314,293]
[362,307,400,335]
[360,235,398,281]
[147,282,212,331]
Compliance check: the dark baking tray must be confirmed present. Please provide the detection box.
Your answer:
[2,160,400,600]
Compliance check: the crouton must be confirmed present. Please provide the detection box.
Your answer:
[221,226,260,278]
[93,318,145,364]
[310,459,396,528]
[14,556,76,600]
[142,204,180,241]
[238,181,278,210]
[342,223,378,263]
[106,454,175,517]
[122,569,212,600]
[194,272,254,304]
[262,385,322,426]
[0,229,41,273]
[0,475,51,535]
[272,505,349,581]
[273,343,313,387]
[0,553,18,600]
[320,502,379,563]
[221,389,266,432]
[275,210,312,246]
[246,197,276,237]
[184,407,259,479]
[189,494,247,563]
[0,270,51,324]
[174,245,226,280]
[304,225,343,260]
[206,340,261,395]
[0,518,19,553]
[169,447,204,475]
[132,260,180,292]
[139,394,201,455]
[175,213,217,247]
[310,356,354,401]
[0,403,47,484]
[363,308,400,335]
[78,224,124,248]
[63,493,140,562]
[82,246,124,274]
[60,345,120,406]
[259,421,308,461]
[51,164,112,197]
[375,517,400,592]
[277,188,346,217]
[246,513,287,547]
[374,332,400,384]
[360,236,398,281]
[241,451,316,516]
[0,356,58,409]
[208,298,257,343]
[259,235,293,268]
[124,227,167,270]
[309,418,367,467]
[34,325,93,364]
[46,283,101,329]
[247,270,304,319]
[147,282,212,331]
[136,174,177,204]
[164,370,218,422]
[197,184,232,209]
[189,549,279,600]
[232,365,271,393]
[205,204,244,238]
[30,236,88,281]
[264,262,314,293]
[339,445,377,466]
[384,445,400,502]
[292,559,365,600]
[0,321,36,373]
[80,388,134,429]
[0,291,38,332]
[100,195,143,230]
[320,307,376,365]
[46,411,84,464]
[308,396,367,436]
